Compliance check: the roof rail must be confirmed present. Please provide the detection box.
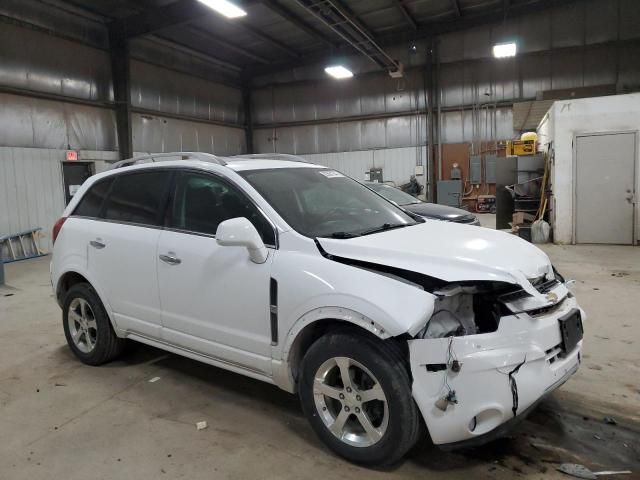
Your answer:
[111,152,227,169]
[230,153,314,164]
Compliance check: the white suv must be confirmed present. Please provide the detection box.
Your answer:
[51,152,584,465]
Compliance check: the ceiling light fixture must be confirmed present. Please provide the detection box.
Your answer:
[493,42,517,58]
[325,65,353,79]
[196,0,247,18]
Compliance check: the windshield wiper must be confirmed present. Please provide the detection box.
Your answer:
[359,223,411,236]
[328,231,360,239]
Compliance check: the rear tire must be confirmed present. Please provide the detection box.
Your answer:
[62,283,125,365]
[299,331,421,466]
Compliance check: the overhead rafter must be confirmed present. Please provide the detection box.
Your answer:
[450,0,461,17]
[186,27,271,64]
[392,0,418,30]
[236,22,299,59]
[259,0,336,47]
[292,0,401,72]
[117,0,212,38]
[115,0,299,59]
[148,34,243,72]
[248,0,584,76]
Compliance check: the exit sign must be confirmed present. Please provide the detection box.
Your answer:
[66,151,78,161]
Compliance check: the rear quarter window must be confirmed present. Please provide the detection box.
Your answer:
[102,171,171,226]
[73,178,114,218]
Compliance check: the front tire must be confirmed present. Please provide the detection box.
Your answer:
[62,283,125,365]
[299,332,421,466]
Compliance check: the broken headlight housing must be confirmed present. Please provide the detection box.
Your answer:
[416,282,516,339]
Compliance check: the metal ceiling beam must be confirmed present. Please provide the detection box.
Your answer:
[236,22,300,59]
[450,0,461,17]
[260,0,336,47]
[118,0,212,38]
[392,0,417,30]
[247,0,585,76]
[116,0,298,59]
[292,0,401,72]
[187,26,271,64]
[148,35,243,72]
[378,0,584,46]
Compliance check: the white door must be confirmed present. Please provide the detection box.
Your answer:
[157,171,277,375]
[87,170,172,338]
[575,132,636,244]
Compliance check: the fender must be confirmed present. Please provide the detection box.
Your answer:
[272,305,395,393]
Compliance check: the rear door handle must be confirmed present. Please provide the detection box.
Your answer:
[90,239,106,249]
[159,253,181,265]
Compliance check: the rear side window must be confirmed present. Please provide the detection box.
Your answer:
[73,178,113,218]
[102,171,171,226]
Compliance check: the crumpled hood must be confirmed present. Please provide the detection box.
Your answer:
[318,221,553,291]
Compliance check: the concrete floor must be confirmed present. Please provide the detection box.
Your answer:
[1,220,639,479]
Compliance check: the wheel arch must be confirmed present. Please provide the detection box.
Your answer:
[275,307,408,393]
[56,271,89,306]
[55,269,119,334]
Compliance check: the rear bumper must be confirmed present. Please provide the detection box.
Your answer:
[409,296,583,446]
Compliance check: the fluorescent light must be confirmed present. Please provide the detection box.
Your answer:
[196,0,247,18]
[493,42,517,58]
[325,65,353,79]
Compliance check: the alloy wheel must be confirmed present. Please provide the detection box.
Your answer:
[67,298,98,353]
[313,356,389,447]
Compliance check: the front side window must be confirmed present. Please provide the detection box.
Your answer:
[102,171,171,226]
[168,172,275,245]
[240,168,417,238]
[73,177,114,218]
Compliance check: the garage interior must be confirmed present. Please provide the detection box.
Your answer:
[1,0,639,478]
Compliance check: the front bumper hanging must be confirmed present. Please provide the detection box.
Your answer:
[409,295,584,446]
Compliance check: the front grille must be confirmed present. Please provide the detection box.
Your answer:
[528,296,566,317]
[529,275,560,294]
[498,288,530,303]
[545,343,563,364]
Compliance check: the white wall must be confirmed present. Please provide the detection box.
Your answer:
[300,146,428,189]
[538,93,640,243]
[0,148,66,253]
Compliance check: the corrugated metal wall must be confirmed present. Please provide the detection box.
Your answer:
[252,0,640,157]
[254,115,427,155]
[0,148,66,251]
[0,93,117,151]
[130,61,244,126]
[300,147,427,185]
[0,20,246,154]
[133,113,246,155]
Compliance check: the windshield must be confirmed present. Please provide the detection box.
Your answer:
[366,183,421,206]
[239,168,418,238]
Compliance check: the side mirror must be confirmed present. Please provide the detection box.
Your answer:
[216,217,268,264]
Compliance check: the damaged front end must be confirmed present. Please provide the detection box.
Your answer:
[409,275,584,446]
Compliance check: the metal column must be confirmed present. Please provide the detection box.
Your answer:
[109,22,133,160]
[243,88,254,154]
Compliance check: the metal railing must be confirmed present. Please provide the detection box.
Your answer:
[111,152,228,169]
[230,153,314,164]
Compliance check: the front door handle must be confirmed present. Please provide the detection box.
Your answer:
[159,253,181,265]
[90,239,106,249]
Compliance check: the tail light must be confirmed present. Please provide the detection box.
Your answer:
[52,217,67,244]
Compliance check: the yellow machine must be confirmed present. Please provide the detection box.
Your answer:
[507,132,538,156]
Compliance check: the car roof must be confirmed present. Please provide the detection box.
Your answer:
[224,159,324,171]
[103,153,326,177]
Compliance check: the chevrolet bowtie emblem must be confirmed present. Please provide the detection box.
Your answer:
[546,292,558,303]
